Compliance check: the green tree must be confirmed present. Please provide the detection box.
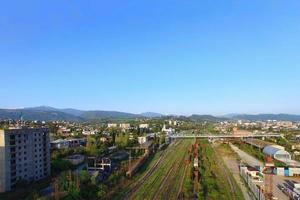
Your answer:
[97,184,108,198]
[86,136,97,156]
[79,170,90,184]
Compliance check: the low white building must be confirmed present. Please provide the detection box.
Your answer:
[57,127,71,135]
[108,123,118,128]
[139,124,149,129]
[162,124,175,135]
[51,139,69,149]
[169,120,180,126]
[119,123,131,130]
[82,130,97,135]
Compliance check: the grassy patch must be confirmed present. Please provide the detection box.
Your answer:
[233,142,286,167]
[198,140,244,200]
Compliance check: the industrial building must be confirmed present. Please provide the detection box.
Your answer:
[274,167,300,176]
[0,128,51,193]
[50,138,86,149]
[243,138,300,167]
[263,145,291,161]
[261,144,300,167]
[243,138,273,149]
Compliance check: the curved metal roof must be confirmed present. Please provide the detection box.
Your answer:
[263,145,289,156]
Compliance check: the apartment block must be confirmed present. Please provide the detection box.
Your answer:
[0,128,51,193]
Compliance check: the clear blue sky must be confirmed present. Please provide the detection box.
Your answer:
[1,0,300,115]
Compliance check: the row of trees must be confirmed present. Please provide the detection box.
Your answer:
[49,169,125,200]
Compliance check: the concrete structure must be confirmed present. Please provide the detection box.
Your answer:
[275,167,300,177]
[64,154,85,166]
[244,139,300,167]
[67,138,86,147]
[50,138,85,149]
[162,124,175,135]
[0,128,51,193]
[57,127,71,136]
[107,123,117,128]
[88,157,112,171]
[288,168,300,176]
[50,139,69,149]
[82,129,97,135]
[119,123,131,130]
[139,124,149,129]
[169,120,180,126]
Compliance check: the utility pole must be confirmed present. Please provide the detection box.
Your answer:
[76,174,80,191]
[53,178,59,200]
[128,149,132,178]
[264,156,274,200]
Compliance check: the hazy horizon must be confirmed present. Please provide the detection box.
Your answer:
[1,105,300,117]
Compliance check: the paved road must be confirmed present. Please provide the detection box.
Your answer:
[230,144,263,168]
[230,144,289,200]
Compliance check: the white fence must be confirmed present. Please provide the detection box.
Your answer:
[240,167,265,200]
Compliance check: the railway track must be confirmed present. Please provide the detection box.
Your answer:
[153,160,178,199]
[124,140,181,200]
[154,140,190,200]
[176,164,188,200]
[124,140,193,200]
[213,144,239,200]
[163,152,188,199]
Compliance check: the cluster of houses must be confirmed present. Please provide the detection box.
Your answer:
[107,123,149,131]
[215,120,300,134]
[238,120,299,131]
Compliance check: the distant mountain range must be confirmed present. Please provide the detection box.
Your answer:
[0,106,162,121]
[0,106,300,122]
[189,114,227,122]
[0,107,83,121]
[140,112,164,118]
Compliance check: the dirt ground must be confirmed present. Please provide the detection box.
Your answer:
[214,142,253,200]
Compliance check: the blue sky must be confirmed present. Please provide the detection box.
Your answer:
[1,0,300,115]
